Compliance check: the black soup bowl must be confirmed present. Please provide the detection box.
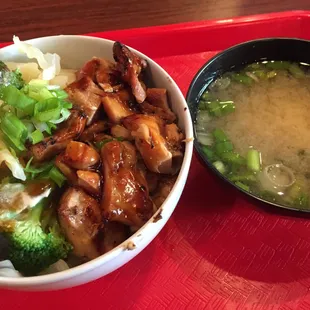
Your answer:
[186,38,310,213]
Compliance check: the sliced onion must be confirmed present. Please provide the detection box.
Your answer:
[259,163,295,194]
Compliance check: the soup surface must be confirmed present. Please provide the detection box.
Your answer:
[196,61,310,210]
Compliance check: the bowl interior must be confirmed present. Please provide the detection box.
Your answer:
[0,35,193,288]
[186,38,310,212]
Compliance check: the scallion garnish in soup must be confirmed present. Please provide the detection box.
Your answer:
[196,60,310,210]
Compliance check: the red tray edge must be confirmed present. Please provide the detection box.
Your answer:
[85,10,310,40]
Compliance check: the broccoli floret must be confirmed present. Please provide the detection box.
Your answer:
[47,219,73,264]
[7,202,72,276]
[0,61,25,89]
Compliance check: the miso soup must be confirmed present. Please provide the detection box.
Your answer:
[196,60,310,210]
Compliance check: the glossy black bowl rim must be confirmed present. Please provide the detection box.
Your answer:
[186,37,310,213]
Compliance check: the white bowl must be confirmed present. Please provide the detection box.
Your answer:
[0,35,193,291]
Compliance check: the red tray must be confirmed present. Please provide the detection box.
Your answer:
[2,10,310,310]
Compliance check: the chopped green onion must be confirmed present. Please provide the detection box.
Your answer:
[51,89,68,100]
[267,71,277,79]
[29,79,49,87]
[62,101,72,109]
[213,160,226,174]
[288,64,305,78]
[95,137,124,149]
[34,98,62,122]
[235,181,250,192]
[24,157,54,180]
[220,152,246,165]
[246,63,261,70]
[30,129,44,144]
[219,100,235,115]
[0,85,36,115]
[212,128,228,142]
[95,139,114,149]
[198,100,209,110]
[201,91,213,101]
[0,112,28,151]
[49,108,71,124]
[229,173,256,183]
[265,61,290,70]
[202,145,217,161]
[215,141,233,155]
[208,101,221,117]
[48,167,66,187]
[246,149,261,172]
[28,87,54,102]
[252,70,267,79]
[231,73,253,85]
[286,183,309,209]
[294,192,309,209]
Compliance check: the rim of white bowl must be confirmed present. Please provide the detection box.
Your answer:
[0,35,193,286]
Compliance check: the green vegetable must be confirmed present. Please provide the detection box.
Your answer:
[213,160,226,174]
[229,173,256,183]
[28,87,54,102]
[220,152,246,165]
[28,79,48,87]
[252,70,267,79]
[208,101,221,117]
[0,112,28,151]
[231,73,253,85]
[259,190,277,202]
[198,100,209,110]
[212,128,228,142]
[51,89,68,100]
[7,201,72,276]
[30,129,44,144]
[95,137,124,150]
[214,141,233,155]
[219,100,235,115]
[201,91,213,101]
[246,149,261,172]
[265,61,290,70]
[34,98,62,122]
[294,193,309,209]
[48,167,66,187]
[24,157,54,180]
[267,71,277,79]
[202,145,218,162]
[288,64,305,78]
[0,85,36,116]
[0,62,24,89]
[235,181,250,192]
[287,183,309,209]
[246,63,261,70]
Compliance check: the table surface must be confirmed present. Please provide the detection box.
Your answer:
[0,0,310,42]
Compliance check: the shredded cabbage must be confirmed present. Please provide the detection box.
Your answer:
[0,260,22,277]
[0,182,52,221]
[0,139,26,181]
[13,36,61,81]
[39,259,69,275]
